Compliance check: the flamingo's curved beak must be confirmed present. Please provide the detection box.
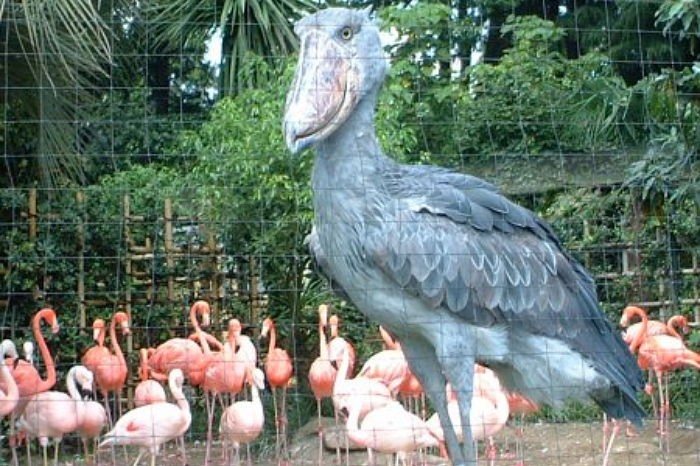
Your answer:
[619,314,629,327]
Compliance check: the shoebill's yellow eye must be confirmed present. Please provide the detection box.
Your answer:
[340,26,354,41]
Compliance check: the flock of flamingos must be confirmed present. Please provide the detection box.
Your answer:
[1,302,699,466]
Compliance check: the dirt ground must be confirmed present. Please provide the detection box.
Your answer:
[7,418,699,465]
[284,417,700,466]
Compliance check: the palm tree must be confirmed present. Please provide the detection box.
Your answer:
[0,0,114,187]
[146,0,316,96]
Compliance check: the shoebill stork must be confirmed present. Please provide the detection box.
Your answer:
[283,7,645,466]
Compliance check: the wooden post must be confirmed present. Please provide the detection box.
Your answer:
[655,226,669,321]
[124,194,134,407]
[693,253,700,324]
[28,188,37,240]
[76,191,86,329]
[250,255,259,326]
[164,198,175,303]
[582,219,591,267]
[28,188,42,301]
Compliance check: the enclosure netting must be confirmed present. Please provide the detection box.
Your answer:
[1,0,698,465]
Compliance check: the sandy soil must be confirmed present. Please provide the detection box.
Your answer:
[6,418,699,465]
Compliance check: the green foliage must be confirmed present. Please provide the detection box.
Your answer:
[627,69,700,148]
[656,0,700,43]
[378,2,478,164]
[500,14,566,49]
[82,83,207,179]
[456,16,631,159]
[0,100,38,187]
[625,130,698,206]
[179,61,312,317]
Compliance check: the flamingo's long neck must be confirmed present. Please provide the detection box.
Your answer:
[225,326,237,357]
[190,301,210,332]
[110,316,126,366]
[0,347,19,410]
[66,368,86,424]
[250,376,263,415]
[268,323,277,354]
[333,346,350,393]
[33,310,57,392]
[170,378,192,427]
[197,329,213,355]
[97,326,106,347]
[139,349,149,382]
[628,308,648,353]
[319,317,329,360]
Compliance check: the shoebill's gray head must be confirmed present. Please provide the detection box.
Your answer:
[283,8,386,154]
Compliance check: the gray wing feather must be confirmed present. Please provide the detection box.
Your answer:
[370,167,639,360]
[368,168,644,425]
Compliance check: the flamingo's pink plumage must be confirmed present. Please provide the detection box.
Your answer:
[134,348,166,408]
[18,365,94,465]
[99,368,191,466]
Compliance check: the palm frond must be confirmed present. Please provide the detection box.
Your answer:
[1,0,114,186]
[147,0,316,95]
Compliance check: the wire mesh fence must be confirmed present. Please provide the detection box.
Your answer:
[1,0,699,465]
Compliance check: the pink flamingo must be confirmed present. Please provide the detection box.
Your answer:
[82,318,109,374]
[18,365,94,466]
[148,300,211,386]
[622,307,693,425]
[220,366,266,465]
[307,304,337,464]
[90,311,130,425]
[635,322,700,450]
[261,316,294,461]
[99,368,191,466]
[7,308,60,465]
[8,308,59,398]
[0,340,19,418]
[134,348,166,408]
[342,398,439,466]
[200,318,246,465]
